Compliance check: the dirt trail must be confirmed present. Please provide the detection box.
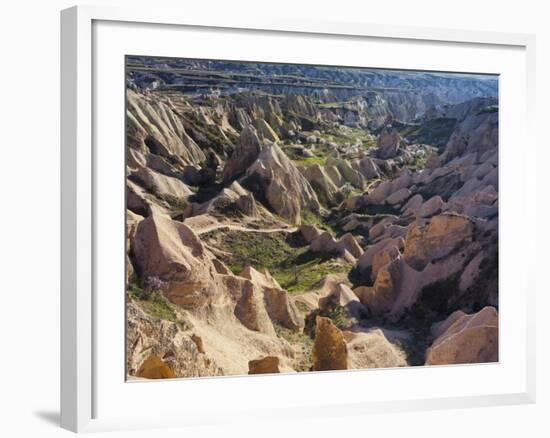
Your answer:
[185,215,298,236]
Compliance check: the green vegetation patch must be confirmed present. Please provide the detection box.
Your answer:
[274,324,313,372]
[181,110,236,156]
[397,117,457,149]
[476,105,498,116]
[213,230,349,293]
[283,142,332,168]
[324,125,377,152]
[127,283,179,323]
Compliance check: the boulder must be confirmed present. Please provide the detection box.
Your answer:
[301,164,340,206]
[133,210,218,309]
[132,167,192,202]
[310,231,363,259]
[248,356,280,374]
[386,187,411,206]
[417,195,445,219]
[240,266,303,332]
[358,156,380,179]
[312,316,348,371]
[318,283,367,322]
[299,224,323,243]
[426,307,498,365]
[356,236,405,273]
[231,278,276,335]
[326,156,364,189]
[344,329,408,369]
[401,194,423,215]
[136,355,177,379]
[403,214,474,270]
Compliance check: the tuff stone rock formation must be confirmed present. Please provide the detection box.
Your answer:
[223,124,263,183]
[248,356,281,374]
[312,316,348,371]
[344,329,408,369]
[133,210,218,309]
[136,355,177,379]
[426,307,498,365]
[310,232,363,261]
[403,214,474,270]
[376,127,402,159]
[127,301,221,378]
[126,58,499,378]
[240,266,303,331]
[244,143,321,224]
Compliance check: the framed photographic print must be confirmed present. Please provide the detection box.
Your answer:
[61,5,536,433]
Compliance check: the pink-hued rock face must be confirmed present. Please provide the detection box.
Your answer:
[125,58,499,379]
[425,306,499,365]
[133,210,216,309]
[244,143,321,224]
[404,214,474,270]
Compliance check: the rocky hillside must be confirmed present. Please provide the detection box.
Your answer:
[126,58,498,379]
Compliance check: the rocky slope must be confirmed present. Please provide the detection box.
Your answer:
[126,58,499,379]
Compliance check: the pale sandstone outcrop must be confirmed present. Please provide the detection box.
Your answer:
[127,301,221,378]
[301,164,341,206]
[299,224,323,243]
[401,194,424,215]
[386,187,411,206]
[417,195,445,219]
[376,126,402,159]
[425,306,498,365]
[292,275,350,315]
[344,328,408,369]
[326,156,364,189]
[254,118,280,142]
[358,214,480,318]
[403,214,474,270]
[312,316,348,371]
[310,231,363,260]
[234,279,277,335]
[318,283,367,322]
[240,266,303,331]
[357,236,405,273]
[358,156,380,179]
[223,124,263,183]
[132,166,193,201]
[245,143,321,224]
[133,210,218,309]
[127,90,205,165]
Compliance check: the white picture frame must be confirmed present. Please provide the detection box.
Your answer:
[60,4,537,433]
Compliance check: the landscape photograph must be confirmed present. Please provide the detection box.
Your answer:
[125,56,499,380]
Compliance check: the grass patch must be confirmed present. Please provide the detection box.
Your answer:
[127,283,180,324]
[300,209,338,234]
[274,324,313,372]
[291,155,327,167]
[476,105,498,116]
[275,252,349,293]
[396,117,456,149]
[283,142,332,168]
[323,126,377,151]
[214,230,349,294]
